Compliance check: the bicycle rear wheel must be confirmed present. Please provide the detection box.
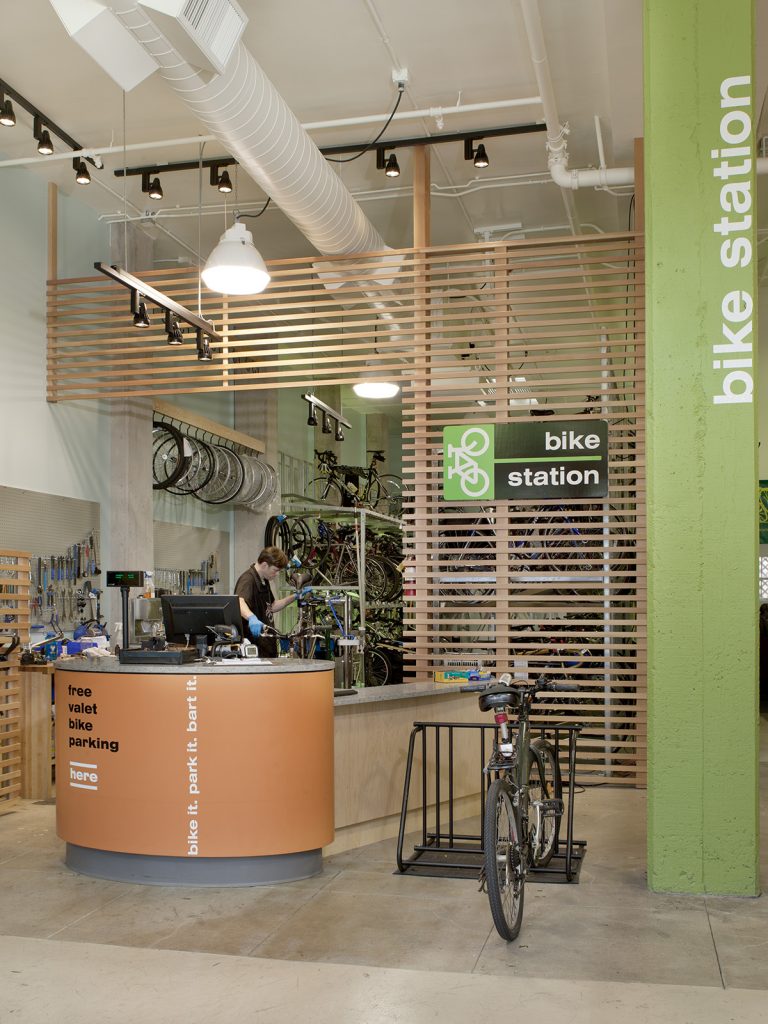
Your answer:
[308,476,344,506]
[528,740,561,867]
[484,778,525,941]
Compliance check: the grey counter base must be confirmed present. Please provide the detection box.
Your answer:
[65,844,323,886]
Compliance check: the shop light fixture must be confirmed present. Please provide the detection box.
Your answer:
[201,217,270,296]
[0,78,101,177]
[74,159,91,185]
[95,263,223,362]
[141,171,163,201]
[302,394,351,437]
[165,310,184,345]
[464,139,489,168]
[210,163,233,193]
[0,98,16,127]
[34,117,53,155]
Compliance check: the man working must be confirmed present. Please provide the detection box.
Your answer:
[234,546,307,658]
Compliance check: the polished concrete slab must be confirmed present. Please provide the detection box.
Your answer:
[0,718,766,1022]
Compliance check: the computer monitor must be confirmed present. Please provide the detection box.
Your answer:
[161,594,242,646]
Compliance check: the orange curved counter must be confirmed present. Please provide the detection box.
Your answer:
[55,659,334,885]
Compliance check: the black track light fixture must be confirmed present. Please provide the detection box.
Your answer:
[165,310,184,345]
[131,290,151,329]
[196,330,213,362]
[0,97,16,127]
[464,138,489,169]
[141,171,163,201]
[301,393,351,438]
[96,263,224,361]
[74,158,91,185]
[34,117,53,155]
[209,162,235,194]
[376,148,400,178]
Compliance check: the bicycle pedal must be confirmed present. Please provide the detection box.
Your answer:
[535,798,564,816]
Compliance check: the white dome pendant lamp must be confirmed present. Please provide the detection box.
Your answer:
[352,361,400,399]
[201,218,270,296]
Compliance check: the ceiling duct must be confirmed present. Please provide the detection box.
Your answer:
[53,0,388,257]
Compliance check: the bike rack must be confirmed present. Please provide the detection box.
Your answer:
[395,720,586,882]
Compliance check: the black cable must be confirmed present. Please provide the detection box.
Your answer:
[235,196,271,219]
[627,192,636,231]
[325,85,405,164]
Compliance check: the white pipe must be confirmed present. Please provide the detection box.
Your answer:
[519,0,635,192]
[302,97,543,131]
[107,3,386,256]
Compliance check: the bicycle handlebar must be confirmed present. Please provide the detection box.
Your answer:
[459,673,579,694]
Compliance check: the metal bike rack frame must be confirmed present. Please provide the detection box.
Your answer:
[395,720,586,882]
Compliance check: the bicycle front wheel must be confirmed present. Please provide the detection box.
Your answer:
[307,477,344,507]
[484,778,525,941]
[528,739,561,868]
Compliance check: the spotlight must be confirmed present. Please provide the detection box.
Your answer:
[464,138,489,169]
[74,159,91,185]
[307,407,318,427]
[376,148,400,178]
[34,117,54,155]
[322,411,332,434]
[0,99,16,127]
[196,330,213,362]
[165,310,184,345]
[210,162,234,194]
[141,171,163,201]
[131,291,151,328]
[335,423,345,442]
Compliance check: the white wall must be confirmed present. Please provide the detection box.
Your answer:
[0,169,114,558]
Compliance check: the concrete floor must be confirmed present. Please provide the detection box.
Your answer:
[2,720,767,1023]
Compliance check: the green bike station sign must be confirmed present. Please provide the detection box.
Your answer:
[442,421,609,501]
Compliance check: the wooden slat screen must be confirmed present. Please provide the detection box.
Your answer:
[48,234,645,784]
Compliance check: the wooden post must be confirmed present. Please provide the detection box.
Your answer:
[412,147,431,248]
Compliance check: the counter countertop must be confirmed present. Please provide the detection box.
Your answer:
[333,680,469,706]
[54,655,331,675]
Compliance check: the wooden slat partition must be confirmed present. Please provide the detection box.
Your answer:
[0,550,30,811]
[47,234,646,784]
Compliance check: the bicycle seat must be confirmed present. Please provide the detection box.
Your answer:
[478,684,523,712]
[367,450,385,462]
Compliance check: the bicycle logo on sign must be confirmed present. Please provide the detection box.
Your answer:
[446,427,492,498]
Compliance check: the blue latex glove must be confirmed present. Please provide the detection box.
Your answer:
[299,586,313,599]
[247,614,264,638]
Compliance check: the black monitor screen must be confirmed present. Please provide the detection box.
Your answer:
[161,594,242,645]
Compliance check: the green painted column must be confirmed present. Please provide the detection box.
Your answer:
[645,0,759,894]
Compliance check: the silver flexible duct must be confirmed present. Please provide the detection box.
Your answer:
[108,2,388,256]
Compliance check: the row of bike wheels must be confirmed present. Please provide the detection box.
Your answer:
[152,422,277,510]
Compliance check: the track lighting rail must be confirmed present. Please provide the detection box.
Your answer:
[0,77,99,169]
[94,263,223,351]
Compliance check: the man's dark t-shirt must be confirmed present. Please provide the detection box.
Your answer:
[234,565,278,658]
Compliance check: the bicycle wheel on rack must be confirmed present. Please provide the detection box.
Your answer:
[484,778,525,941]
[372,474,403,517]
[152,422,188,491]
[167,437,215,496]
[528,739,561,868]
[196,445,245,504]
[338,554,388,602]
[307,476,345,506]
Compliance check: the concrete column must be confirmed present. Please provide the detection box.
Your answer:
[107,399,154,630]
[233,390,279,575]
[645,0,759,893]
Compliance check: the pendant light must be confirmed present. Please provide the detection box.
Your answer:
[201,219,270,296]
[353,361,400,399]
